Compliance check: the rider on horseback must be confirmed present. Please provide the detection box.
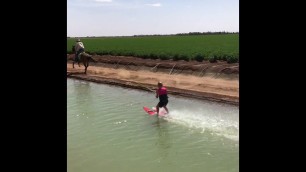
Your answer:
[75,39,85,62]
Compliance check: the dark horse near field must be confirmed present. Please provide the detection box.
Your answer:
[72,46,97,74]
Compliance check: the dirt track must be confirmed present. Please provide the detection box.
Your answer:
[67,54,239,105]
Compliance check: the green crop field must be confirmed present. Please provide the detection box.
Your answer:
[67,34,239,63]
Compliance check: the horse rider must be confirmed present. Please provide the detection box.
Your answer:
[75,39,85,62]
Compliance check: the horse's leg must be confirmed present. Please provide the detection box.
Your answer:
[84,62,88,74]
[84,58,89,74]
[73,53,78,68]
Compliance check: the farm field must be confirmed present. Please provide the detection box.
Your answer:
[67,34,239,63]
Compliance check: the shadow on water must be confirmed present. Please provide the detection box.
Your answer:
[73,80,94,105]
[71,80,96,120]
[152,117,171,162]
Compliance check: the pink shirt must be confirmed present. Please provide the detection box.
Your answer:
[157,87,167,95]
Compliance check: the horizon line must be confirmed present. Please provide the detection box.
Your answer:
[67,31,239,38]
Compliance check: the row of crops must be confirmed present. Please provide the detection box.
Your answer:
[67,34,239,63]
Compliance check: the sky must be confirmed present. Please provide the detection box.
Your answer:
[67,0,239,37]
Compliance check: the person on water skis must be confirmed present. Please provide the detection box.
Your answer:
[155,81,169,116]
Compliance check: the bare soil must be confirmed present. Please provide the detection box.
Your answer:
[67,54,239,105]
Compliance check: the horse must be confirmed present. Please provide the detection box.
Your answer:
[72,46,97,74]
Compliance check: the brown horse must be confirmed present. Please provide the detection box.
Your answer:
[72,46,97,74]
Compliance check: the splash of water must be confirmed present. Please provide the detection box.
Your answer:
[164,108,239,141]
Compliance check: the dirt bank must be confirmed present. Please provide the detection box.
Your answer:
[67,54,239,105]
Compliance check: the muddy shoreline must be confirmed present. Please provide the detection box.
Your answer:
[67,74,238,105]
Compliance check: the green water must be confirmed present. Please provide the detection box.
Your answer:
[67,78,239,172]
